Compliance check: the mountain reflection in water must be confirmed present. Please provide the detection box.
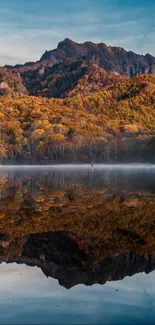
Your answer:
[0,166,155,290]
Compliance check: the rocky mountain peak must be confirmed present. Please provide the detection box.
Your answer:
[38,38,155,77]
[57,38,76,49]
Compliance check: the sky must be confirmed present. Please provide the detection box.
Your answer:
[0,0,154,65]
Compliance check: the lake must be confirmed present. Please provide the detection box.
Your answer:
[0,165,155,324]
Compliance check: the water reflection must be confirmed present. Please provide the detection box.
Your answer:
[0,166,155,323]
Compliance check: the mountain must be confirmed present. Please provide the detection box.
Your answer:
[6,38,155,79]
[1,39,155,163]
[39,38,155,77]
[4,38,155,99]
[17,59,125,98]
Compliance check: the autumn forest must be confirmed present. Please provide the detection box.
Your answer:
[1,39,155,164]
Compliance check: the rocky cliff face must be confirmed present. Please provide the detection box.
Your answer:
[40,38,155,77]
[4,38,155,99]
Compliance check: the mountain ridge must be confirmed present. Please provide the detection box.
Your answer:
[2,38,155,100]
[6,38,155,77]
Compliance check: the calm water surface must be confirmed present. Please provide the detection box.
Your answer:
[0,165,155,324]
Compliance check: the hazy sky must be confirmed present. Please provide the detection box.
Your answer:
[0,0,154,65]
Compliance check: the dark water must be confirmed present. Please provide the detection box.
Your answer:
[1,165,155,324]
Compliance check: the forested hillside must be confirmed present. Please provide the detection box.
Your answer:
[0,73,155,163]
[1,39,155,163]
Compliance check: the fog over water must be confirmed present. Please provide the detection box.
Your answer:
[0,163,155,170]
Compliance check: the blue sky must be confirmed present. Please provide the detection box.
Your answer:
[0,0,154,65]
